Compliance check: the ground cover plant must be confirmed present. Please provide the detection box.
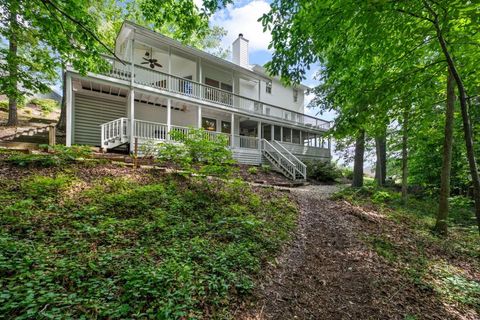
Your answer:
[0,161,297,319]
[1,145,93,167]
[333,183,480,314]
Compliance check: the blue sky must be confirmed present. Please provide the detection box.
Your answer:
[205,0,336,122]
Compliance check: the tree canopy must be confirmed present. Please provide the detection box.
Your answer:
[261,0,480,233]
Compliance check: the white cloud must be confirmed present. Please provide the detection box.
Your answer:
[210,0,272,53]
[193,0,204,9]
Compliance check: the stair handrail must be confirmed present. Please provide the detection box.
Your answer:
[262,139,297,180]
[100,117,128,147]
[271,140,307,179]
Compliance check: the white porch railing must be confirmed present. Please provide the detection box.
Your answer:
[262,139,298,180]
[271,140,307,179]
[101,117,129,147]
[99,55,330,131]
[233,135,259,149]
[134,119,168,140]
[100,118,307,180]
[101,118,261,150]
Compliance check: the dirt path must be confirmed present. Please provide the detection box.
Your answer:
[238,184,476,320]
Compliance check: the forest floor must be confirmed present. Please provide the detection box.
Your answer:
[237,184,480,320]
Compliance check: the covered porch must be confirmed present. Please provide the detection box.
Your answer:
[67,76,330,161]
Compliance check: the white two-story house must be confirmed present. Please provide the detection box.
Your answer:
[65,21,331,180]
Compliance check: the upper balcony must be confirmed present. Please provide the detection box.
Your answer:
[93,55,330,132]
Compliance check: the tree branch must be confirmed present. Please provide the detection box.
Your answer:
[40,0,125,65]
[395,8,434,23]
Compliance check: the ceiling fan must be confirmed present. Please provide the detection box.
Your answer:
[141,48,162,69]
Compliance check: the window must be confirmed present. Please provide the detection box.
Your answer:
[293,89,298,102]
[202,117,217,131]
[221,121,231,134]
[283,127,292,143]
[266,80,272,94]
[221,83,233,92]
[205,77,219,88]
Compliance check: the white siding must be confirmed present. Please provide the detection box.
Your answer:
[259,78,304,113]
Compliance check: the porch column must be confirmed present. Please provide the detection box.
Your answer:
[271,124,274,141]
[168,46,172,74]
[299,131,303,145]
[129,89,135,149]
[258,79,261,100]
[65,72,73,146]
[328,137,332,153]
[257,121,262,151]
[280,126,283,142]
[166,98,172,140]
[197,105,202,128]
[230,113,235,148]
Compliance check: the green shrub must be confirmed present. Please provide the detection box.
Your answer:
[5,145,92,167]
[0,100,7,112]
[304,160,342,182]
[5,153,62,167]
[247,166,258,175]
[341,167,354,180]
[43,144,93,160]
[261,164,271,173]
[156,128,236,177]
[0,99,25,111]
[371,190,395,204]
[29,98,59,114]
[21,174,71,199]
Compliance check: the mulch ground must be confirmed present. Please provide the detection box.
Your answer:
[236,185,479,320]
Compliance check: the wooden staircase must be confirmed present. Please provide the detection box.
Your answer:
[101,118,129,149]
[1,125,52,141]
[262,139,307,181]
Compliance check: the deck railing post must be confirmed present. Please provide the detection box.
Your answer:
[167,98,172,140]
[230,113,234,148]
[197,106,202,129]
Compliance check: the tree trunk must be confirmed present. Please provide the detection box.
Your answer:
[435,71,455,235]
[352,129,365,188]
[401,107,409,204]
[6,1,19,127]
[429,13,480,233]
[375,132,387,186]
[57,67,67,131]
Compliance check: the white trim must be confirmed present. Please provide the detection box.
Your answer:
[197,105,202,128]
[66,72,73,146]
[166,98,172,140]
[129,89,135,148]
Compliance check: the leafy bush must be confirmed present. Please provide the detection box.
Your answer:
[4,153,62,167]
[304,160,342,182]
[261,164,271,173]
[0,172,298,319]
[341,167,354,180]
[21,174,71,200]
[0,100,7,112]
[371,190,396,204]
[44,144,93,160]
[5,145,92,167]
[247,166,258,175]
[0,99,25,111]
[156,128,236,177]
[29,98,59,114]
